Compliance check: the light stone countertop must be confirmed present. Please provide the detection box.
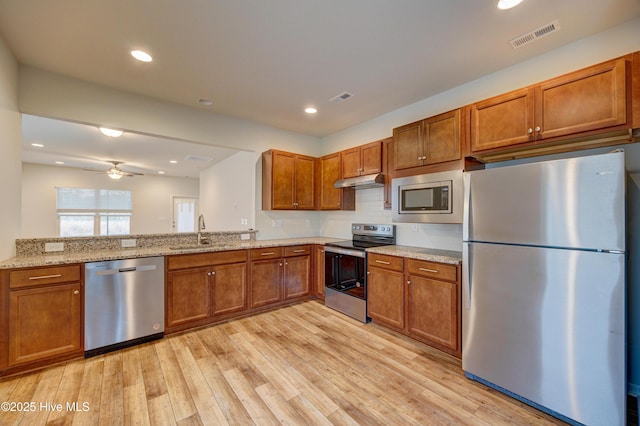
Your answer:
[366,245,462,265]
[0,237,344,269]
[0,238,462,269]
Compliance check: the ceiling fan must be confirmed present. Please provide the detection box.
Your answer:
[85,161,144,180]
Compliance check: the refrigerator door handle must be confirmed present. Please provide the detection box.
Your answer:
[462,242,471,310]
[462,172,471,241]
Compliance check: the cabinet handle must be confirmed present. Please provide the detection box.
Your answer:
[211,271,216,276]
[279,262,283,267]
[73,290,80,295]
[375,260,391,265]
[285,261,288,265]
[419,267,438,273]
[293,249,306,253]
[407,280,411,285]
[528,128,533,134]
[535,126,541,132]
[367,271,371,275]
[29,274,63,280]
[261,252,276,256]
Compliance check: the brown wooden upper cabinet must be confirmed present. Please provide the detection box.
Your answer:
[341,140,382,178]
[263,150,316,210]
[317,153,355,211]
[470,57,630,153]
[393,109,462,171]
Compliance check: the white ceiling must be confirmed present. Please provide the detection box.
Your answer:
[21,115,239,178]
[2,0,640,174]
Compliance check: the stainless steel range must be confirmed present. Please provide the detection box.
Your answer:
[324,223,396,322]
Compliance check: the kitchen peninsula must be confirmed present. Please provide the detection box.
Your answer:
[0,231,462,377]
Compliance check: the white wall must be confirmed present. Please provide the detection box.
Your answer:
[199,151,256,231]
[21,163,198,237]
[0,37,21,259]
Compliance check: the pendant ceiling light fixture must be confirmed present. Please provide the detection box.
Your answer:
[497,0,524,10]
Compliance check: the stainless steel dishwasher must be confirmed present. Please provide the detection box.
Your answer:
[85,256,164,356]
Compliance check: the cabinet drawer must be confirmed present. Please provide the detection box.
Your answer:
[168,250,248,270]
[406,259,458,282]
[9,264,81,289]
[284,245,311,257]
[368,253,403,272]
[251,247,283,260]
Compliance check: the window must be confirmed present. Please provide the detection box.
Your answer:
[56,188,132,237]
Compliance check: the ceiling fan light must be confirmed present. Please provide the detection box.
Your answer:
[99,127,124,138]
[107,170,123,179]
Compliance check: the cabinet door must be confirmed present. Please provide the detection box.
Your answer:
[318,153,342,210]
[537,58,627,140]
[166,268,211,328]
[393,121,424,170]
[271,151,296,209]
[314,245,325,300]
[250,259,282,308]
[341,147,362,178]
[367,267,405,330]
[9,283,82,366]
[470,87,535,152]
[294,155,316,209]
[284,255,311,300]
[407,275,458,351]
[360,141,382,175]
[212,262,247,317]
[424,109,461,164]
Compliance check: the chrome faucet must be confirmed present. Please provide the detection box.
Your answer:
[197,214,209,245]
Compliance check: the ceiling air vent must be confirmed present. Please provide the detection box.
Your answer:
[329,92,354,104]
[509,20,560,49]
[184,154,213,163]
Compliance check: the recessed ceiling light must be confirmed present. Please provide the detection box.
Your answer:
[99,127,124,138]
[31,143,44,147]
[305,107,317,114]
[497,0,524,9]
[198,98,213,106]
[169,160,178,164]
[158,171,165,175]
[131,50,153,62]
[55,161,64,165]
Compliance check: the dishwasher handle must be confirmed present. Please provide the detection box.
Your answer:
[94,264,158,276]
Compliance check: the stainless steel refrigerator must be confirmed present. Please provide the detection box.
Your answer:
[462,151,626,426]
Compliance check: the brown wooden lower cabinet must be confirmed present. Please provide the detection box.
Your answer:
[4,264,83,370]
[165,250,248,332]
[314,245,325,300]
[250,245,311,309]
[367,253,461,358]
[367,254,405,330]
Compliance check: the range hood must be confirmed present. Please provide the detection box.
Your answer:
[334,173,385,189]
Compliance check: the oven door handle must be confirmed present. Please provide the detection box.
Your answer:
[323,246,366,258]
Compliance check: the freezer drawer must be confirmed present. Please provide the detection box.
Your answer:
[462,242,625,425]
[85,256,165,353]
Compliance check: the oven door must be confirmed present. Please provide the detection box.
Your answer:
[324,246,366,300]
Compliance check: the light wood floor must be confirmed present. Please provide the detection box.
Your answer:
[0,301,563,425]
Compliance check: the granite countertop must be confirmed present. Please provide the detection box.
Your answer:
[0,237,344,269]
[366,245,462,265]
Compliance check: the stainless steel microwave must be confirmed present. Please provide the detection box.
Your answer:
[392,170,463,223]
